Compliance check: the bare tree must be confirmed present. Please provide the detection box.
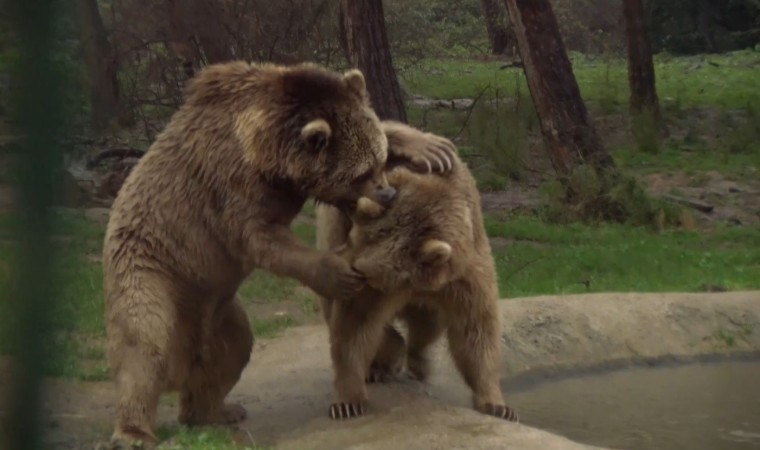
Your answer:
[503,0,614,175]
[340,0,407,122]
[479,0,514,56]
[164,0,197,78]
[76,0,121,130]
[190,0,234,64]
[622,0,660,119]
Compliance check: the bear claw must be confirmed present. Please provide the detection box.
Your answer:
[484,403,519,423]
[329,402,365,419]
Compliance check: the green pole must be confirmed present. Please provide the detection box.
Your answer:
[4,0,64,448]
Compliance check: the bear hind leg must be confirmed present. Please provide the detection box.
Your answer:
[366,324,406,383]
[329,297,397,420]
[446,306,519,423]
[111,346,166,447]
[400,304,445,382]
[178,297,253,426]
[108,283,178,447]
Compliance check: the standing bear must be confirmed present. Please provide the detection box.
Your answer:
[103,61,455,447]
[316,148,519,422]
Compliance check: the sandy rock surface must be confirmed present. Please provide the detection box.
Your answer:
[230,291,760,450]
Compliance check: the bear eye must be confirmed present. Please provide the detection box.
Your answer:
[352,168,373,185]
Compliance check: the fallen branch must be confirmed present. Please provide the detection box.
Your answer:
[452,85,491,140]
[663,194,714,213]
[499,61,524,69]
[86,147,146,169]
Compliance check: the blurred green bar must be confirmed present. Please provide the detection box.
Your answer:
[4,0,64,449]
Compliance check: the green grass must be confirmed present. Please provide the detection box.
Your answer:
[0,209,313,378]
[612,144,760,175]
[401,50,760,110]
[156,426,270,450]
[402,52,760,185]
[486,215,760,297]
[252,315,296,339]
[0,209,106,377]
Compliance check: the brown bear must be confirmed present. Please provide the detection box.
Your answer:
[103,61,455,447]
[316,150,519,423]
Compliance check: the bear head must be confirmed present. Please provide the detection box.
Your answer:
[346,167,468,293]
[184,61,396,210]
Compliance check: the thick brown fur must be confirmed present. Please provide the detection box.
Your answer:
[103,61,456,447]
[316,149,519,423]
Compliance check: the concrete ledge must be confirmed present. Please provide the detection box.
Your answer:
[232,291,760,450]
[500,291,760,386]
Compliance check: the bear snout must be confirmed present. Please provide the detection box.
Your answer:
[375,186,396,205]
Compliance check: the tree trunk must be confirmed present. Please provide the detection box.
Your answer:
[503,0,614,175]
[622,0,660,118]
[340,0,407,122]
[165,0,197,78]
[191,0,234,64]
[76,0,120,131]
[337,2,351,64]
[479,0,513,56]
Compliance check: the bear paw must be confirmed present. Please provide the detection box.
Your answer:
[328,402,365,420]
[483,403,519,423]
[365,367,395,384]
[406,356,431,382]
[217,403,247,424]
[99,433,156,450]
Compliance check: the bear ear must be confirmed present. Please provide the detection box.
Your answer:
[343,69,368,101]
[301,119,331,152]
[355,197,386,220]
[420,239,452,266]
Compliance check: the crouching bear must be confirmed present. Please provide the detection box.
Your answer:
[103,61,455,448]
[316,149,519,422]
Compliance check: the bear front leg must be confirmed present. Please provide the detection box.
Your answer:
[381,121,458,174]
[251,228,365,301]
[328,292,394,419]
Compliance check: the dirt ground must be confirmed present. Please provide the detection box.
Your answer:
[1,291,758,450]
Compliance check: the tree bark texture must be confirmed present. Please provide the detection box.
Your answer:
[341,0,407,122]
[191,0,234,64]
[503,0,614,175]
[479,0,514,56]
[622,0,660,118]
[76,0,121,130]
[165,0,197,78]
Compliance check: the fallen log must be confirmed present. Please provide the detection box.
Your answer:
[663,194,714,213]
[86,147,145,169]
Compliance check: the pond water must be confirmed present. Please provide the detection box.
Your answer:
[508,361,760,450]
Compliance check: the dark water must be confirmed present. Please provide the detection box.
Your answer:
[509,361,760,450]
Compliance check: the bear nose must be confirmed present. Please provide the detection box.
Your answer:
[376,186,396,205]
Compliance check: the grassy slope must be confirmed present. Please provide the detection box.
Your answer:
[401,50,760,175]
[400,51,760,109]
